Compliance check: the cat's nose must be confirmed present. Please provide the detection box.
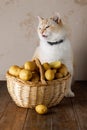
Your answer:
[41,30,47,37]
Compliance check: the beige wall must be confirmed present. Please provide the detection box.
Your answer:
[0,0,87,80]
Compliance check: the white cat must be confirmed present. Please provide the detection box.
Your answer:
[33,14,74,97]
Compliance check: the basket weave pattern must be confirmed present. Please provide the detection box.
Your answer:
[6,58,71,108]
[6,72,70,108]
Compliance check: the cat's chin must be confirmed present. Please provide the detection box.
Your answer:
[39,35,48,41]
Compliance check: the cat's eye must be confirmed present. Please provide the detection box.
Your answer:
[46,26,50,29]
[39,27,41,30]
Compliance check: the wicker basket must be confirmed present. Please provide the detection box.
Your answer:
[6,59,71,109]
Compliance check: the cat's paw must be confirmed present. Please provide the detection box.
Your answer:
[65,90,75,97]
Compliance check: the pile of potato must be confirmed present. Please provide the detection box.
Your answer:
[8,60,68,82]
[8,61,39,81]
[8,60,69,114]
[43,61,68,81]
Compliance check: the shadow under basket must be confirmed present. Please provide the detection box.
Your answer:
[6,59,71,109]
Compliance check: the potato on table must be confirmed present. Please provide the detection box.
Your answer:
[35,105,48,114]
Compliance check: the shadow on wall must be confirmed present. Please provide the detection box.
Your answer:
[20,13,37,41]
[82,48,87,80]
[77,43,87,80]
[74,0,87,5]
[74,40,87,81]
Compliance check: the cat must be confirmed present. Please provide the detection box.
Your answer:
[33,13,74,97]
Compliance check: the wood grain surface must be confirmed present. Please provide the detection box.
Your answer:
[0,81,87,130]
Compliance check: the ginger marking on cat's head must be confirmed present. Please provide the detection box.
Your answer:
[37,14,65,43]
[51,13,61,24]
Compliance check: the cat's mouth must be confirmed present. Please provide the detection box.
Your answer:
[42,34,48,38]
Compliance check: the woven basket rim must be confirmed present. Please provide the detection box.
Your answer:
[6,71,71,87]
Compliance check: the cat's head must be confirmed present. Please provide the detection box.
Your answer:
[37,13,66,42]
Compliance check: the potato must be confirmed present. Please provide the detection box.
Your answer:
[24,61,36,71]
[59,67,68,77]
[49,61,62,69]
[52,69,57,74]
[31,72,40,82]
[9,65,21,77]
[35,105,48,114]
[45,69,55,81]
[19,69,32,81]
[42,62,51,71]
[56,72,63,79]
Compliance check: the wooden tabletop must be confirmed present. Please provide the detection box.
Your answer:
[0,81,87,130]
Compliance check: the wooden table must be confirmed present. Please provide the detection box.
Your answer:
[0,81,87,130]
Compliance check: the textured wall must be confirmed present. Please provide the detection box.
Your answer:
[0,0,87,80]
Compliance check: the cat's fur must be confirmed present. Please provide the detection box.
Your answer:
[33,14,74,97]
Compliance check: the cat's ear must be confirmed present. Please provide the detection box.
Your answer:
[52,13,61,24]
[37,16,44,22]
